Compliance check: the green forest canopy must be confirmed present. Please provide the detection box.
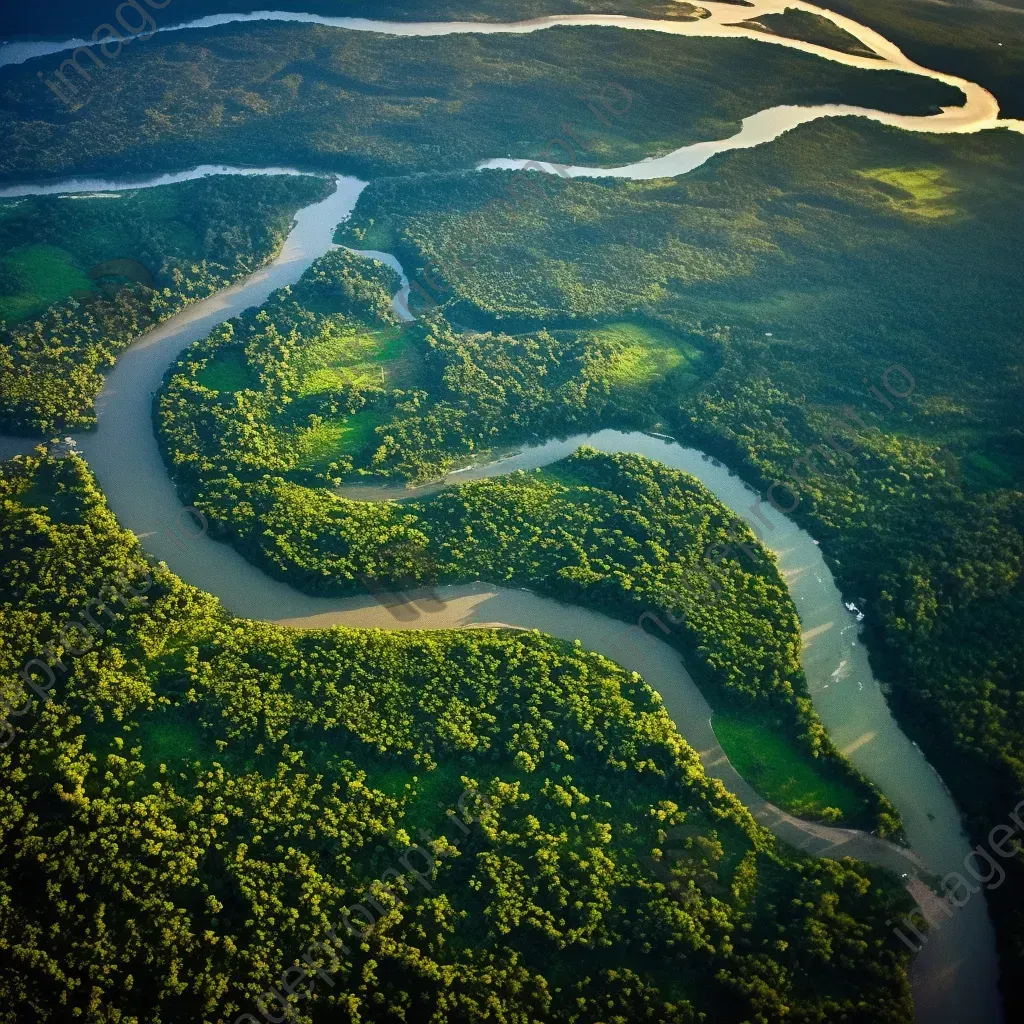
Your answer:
[337,116,1024,1009]
[7,0,1019,119]
[1,2,1021,1012]
[154,248,898,833]
[0,449,916,1023]
[0,173,332,433]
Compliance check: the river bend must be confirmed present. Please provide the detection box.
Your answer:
[0,169,1001,1023]
[1,0,1022,187]
[0,2,1014,1016]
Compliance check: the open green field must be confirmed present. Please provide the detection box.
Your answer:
[294,322,422,394]
[855,165,958,218]
[0,243,96,323]
[589,321,706,391]
[712,709,865,822]
[291,408,391,473]
[286,319,424,473]
[196,316,420,403]
[0,190,202,325]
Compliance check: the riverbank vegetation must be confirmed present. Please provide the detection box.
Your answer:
[158,248,712,485]
[155,251,896,833]
[2,0,1020,1013]
[0,173,332,434]
[828,0,1024,119]
[0,18,961,184]
[337,117,1024,1007]
[740,8,881,58]
[0,449,916,1023]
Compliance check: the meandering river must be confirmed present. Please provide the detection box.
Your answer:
[0,168,1001,1024]
[0,2,1014,1019]
[1,0,1022,186]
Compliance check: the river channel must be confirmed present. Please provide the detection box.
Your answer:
[0,2,1015,1014]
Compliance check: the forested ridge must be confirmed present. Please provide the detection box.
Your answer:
[0,173,332,434]
[0,450,916,1023]
[8,0,1018,121]
[0,17,959,184]
[337,117,1024,1006]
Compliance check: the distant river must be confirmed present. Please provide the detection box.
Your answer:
[1,0,1021,184]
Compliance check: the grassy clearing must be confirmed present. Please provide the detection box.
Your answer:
[856,167,957,218]
[0,244,96,323]
[132,706,224,780]
[203,322,415,399]
[0,188,203,325]
[363,761,417,799]
[712,710,864,824]
[295,323,421,395]
[292,408,389,472]
[196,348,258,392]
[402,761,471,833]
[138,712,208,766]
[293,419,351,473]
[593,321,705,390]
